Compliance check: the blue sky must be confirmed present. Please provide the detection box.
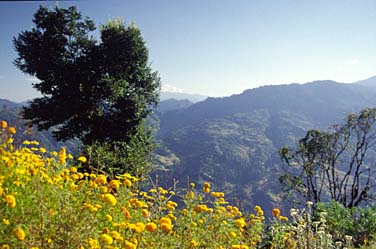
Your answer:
[1,0,376,102]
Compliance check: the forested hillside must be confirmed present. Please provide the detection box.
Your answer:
[155,80,376,210]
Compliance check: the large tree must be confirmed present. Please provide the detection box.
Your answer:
[14,6,160,146]
[279,108,376,208]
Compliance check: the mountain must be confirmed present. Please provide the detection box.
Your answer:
[160,91,208,103]
[155,98,194,114]
[354,76,376,89]
[0,98,24,110]
[156,80,376,211]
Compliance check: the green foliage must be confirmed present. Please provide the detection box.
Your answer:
[83,125,155,179]
[14,6,160,146]
[316,201,376,247]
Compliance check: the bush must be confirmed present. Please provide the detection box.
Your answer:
[316,201,376,247]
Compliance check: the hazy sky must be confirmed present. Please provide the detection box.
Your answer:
[1,0,376,102]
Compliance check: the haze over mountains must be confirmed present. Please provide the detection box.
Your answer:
[2,77,376,211]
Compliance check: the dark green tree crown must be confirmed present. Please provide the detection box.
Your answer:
[14,6,160,145]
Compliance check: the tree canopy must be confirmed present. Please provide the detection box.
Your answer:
[14,6,160,146]
[280,108,376,208]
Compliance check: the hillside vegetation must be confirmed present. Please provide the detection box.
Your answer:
[2,121,376,248]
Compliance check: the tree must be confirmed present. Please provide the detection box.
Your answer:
[279,108,376,208]
[14,6,160,146]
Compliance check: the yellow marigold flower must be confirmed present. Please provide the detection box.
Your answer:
[2,244,10,249]
[110,180,120,189]
[229,231,237,238]
[103,193,117,206]
[190,182,195,188]
[231,245,249,249]
[2,218,10,225]
[8,127,16,134]
[145,222,157,232]
[39,147,46,153]
[272,208,281,217]
[279,216,289,222]
[87,238,100,248]
[67,153,74,159]
[51,151,58,157]
[160,217,173,232]
[254,205,262,213]
[100,234,113,245]
[13,227,26,240]
[0,120,8,128]
[160,217,172,225]
[189,239,199,247]
[142,209,149,217]
[234,218,246,228]
[5,195,16,208]
[203,182,210,188]
[203,187,210,193]
[105,214,113,222]
[96,174,107,185]
[77,156,87,163]
[58,147,67,164]
[124,178,132,187]
[135,222,145,233]
[70,167,78,173]
[160,222,172,232]
[124,240,137,249]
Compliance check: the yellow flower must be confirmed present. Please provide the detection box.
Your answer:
[189,239,199,247]
[160,217,173,232]
[70,167,78,173]
[145,222,157,232]
[58,147,67,164]
[103,193,117,206]
[96,174,107,185]
[105,214,113,222]
[110,180,120,189]
[161,222,172,232]
[232,245,249,249]
[100,234,113,245]
[77,156,87,163]
[8,127,16,134]
[142,209,149,217]
[124,179,132,187]
[2,219,10,225]
[229,231,237,238]
[279,216,289,222]
[203,187,210,193]
[13,227,26,240]
[234,218,246,228]
[0,120,7,128]
[5,195,16,208]
[39,147,47,153]
[272,208,281,217]
[124,240,137,249]
[130,222,145,233]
